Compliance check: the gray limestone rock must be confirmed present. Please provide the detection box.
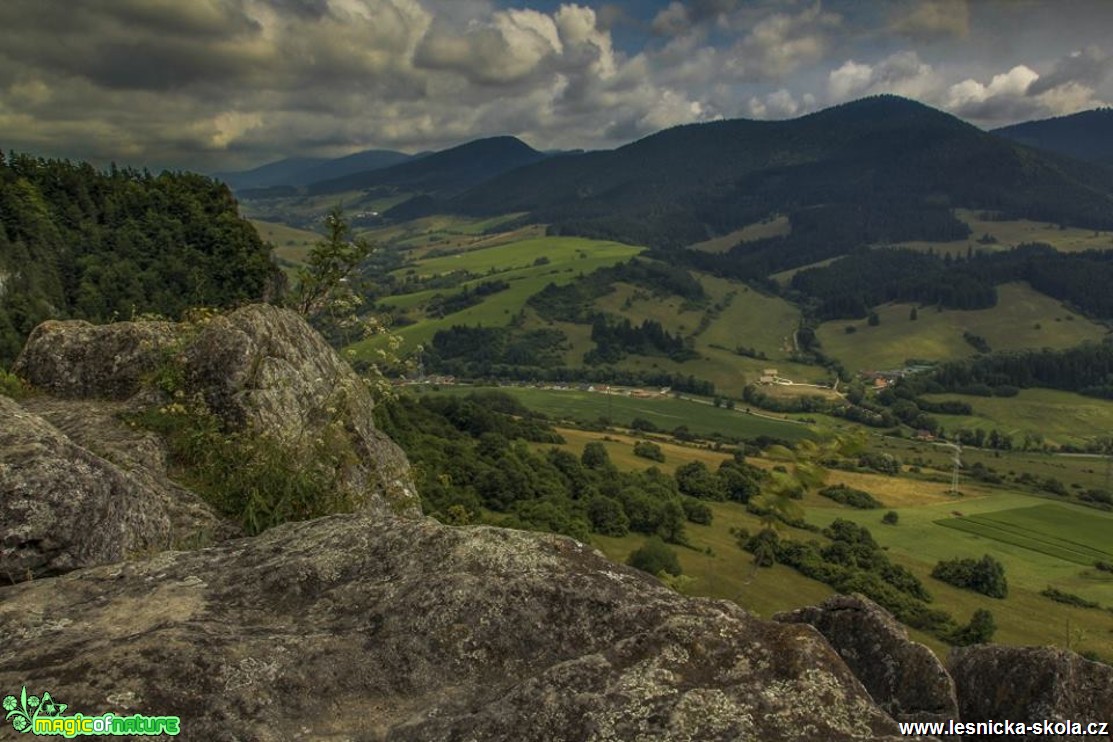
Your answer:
[775,594,958,725]
[0,396,173,583]
[11,318,178,400]
[182,304,418,517]
[949,644,1113,741]
[10,305,419,520]
[0,514,903,741]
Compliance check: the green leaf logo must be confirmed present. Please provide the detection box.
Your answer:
[4,686,66,734]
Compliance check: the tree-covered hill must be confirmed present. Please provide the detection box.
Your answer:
[308,136,549,197]
[215,149,413,192]
[431,96,1113,251]
[0,153,281,365]
[994,108,1113,167]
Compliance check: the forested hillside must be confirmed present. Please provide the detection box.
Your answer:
[0,153,280,364]
[994,109,1113,166]
[789,243,1113,321]
[432,96,1113,252]
[309,137,548,197]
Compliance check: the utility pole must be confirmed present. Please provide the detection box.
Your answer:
[934,440,963,495]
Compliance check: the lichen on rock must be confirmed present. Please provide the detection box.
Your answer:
[3,304,418,582]
[0,396,174,583]
[0,513,904,741]
[775,594,958,725]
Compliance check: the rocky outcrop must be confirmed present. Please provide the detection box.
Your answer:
[949,645,1113,741]
[0,396,174,583]
[182,305,417,516]
[10,305,419,521]
[12,318,178,400]
[16,395,238,548]
[775,594,958,725]
[0,512,904,741]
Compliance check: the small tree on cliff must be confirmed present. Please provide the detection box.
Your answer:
[289,206,403,397]
[292,206,374,319]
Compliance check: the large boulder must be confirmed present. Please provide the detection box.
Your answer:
[10,305,419,520]
[11,318,178,400]
[949,645,1113,741]
[775,594,958,725]
[16,395,238,548]
[0,513,904,741]
[182,304,417,516]
[0,396,174,583]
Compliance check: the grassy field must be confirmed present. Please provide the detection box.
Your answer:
[925,388,1113,448]
[894,209,1113,256]
[871,433,1113,495]
[937,505,1113,565]
[688,216,791,254]
[584,272,827,396]
[253,219,322,267]
[350,236,642,357]
[416,385,815,442]
[816,282,1108,371]
[537,426,735,475]
[577,430,1113,659]
[811,488,1113,655]
[592,504,837,619]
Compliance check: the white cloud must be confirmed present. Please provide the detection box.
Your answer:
[746,88,812,119]
[943,61,1107,124]
[827,51,941,103]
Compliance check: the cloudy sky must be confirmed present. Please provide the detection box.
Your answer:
[1,0,1111,171]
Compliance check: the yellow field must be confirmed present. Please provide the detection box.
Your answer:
[537,427,734,475]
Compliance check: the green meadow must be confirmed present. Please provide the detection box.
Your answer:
[896,208,1113,256]
[253,219,322,268]
[938,505,1113,565]
[926,388,1113,447]
[349,235,642,357]
[416,385,815,442]
[688,215,791,254]
[575,431,1113,659]
[816,282,1108,371]
[582,272,829,396]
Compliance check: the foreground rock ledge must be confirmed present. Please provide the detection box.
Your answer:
[775,594,958,725]
[0,513,902,741]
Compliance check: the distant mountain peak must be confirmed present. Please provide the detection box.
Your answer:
[305,135,548,196]
[994,108,1113,165]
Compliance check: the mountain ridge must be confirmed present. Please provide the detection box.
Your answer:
[994,108,1113,166]
[307,136,548,197]
[215,149,412,191]
[432,95,1113,249]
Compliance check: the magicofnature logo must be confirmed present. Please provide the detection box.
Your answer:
[3,686,180,737]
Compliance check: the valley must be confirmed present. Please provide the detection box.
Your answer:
[9,5,1113,735]
[6,93,1113,672]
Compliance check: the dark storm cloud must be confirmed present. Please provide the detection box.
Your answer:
[1028,46,1111,96]
[267,0,331,19]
